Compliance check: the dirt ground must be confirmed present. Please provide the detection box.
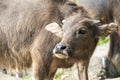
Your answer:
[0,72,22,80]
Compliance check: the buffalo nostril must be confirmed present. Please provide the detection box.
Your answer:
[56,43,67,50]
[61,46,66,50]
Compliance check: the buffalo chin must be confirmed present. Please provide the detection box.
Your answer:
[53,50,69,59]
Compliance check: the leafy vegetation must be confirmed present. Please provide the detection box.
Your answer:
[23,75,31,80]
[97,36,110,46]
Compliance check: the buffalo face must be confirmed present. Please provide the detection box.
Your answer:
[46,14,118,59]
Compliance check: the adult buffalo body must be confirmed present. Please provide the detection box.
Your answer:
[46,7,118,80]
[0,0,79,80]
[78,0,120,77]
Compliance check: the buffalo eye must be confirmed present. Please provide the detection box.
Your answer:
[78,28,86,34]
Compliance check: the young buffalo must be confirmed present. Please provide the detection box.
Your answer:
[46,9,118,80]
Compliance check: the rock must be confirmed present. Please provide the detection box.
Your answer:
[88,56,119,80]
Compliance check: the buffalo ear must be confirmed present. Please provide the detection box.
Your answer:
[96,23,118,39]
[45,22,63,38]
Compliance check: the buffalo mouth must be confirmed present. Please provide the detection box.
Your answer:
[53,46,72,59]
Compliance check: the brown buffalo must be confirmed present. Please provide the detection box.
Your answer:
[0,0,80,80]
[78,0,120,78]
[46,7,118,80]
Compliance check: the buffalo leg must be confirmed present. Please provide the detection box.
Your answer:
[77,62,89,80]
[31,49,46,80]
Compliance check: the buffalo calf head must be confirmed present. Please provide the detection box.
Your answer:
[46,15,118,59]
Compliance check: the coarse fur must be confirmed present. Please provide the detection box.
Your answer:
[0,0,78,79]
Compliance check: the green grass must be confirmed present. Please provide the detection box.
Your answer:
[23,75,31,80]
[97,36,110,46]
